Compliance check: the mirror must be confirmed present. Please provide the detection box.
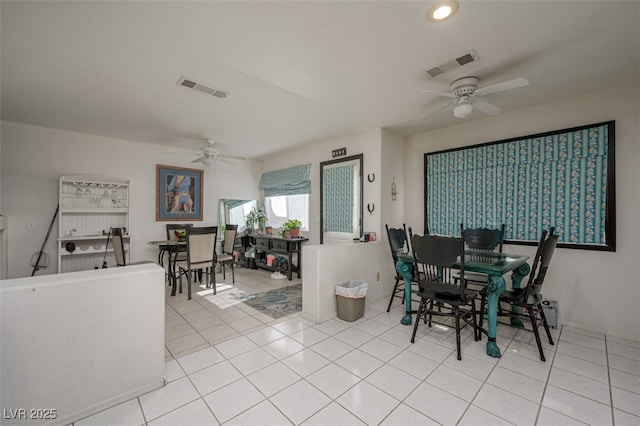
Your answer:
[219,199,258,233]
[320,154,363,244]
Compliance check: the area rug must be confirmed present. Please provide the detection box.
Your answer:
[242,284,302,319]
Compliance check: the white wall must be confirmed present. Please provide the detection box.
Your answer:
[261,128,385,245]
[0,122,261,278]
[380,129,406,231]
[1,263,165,426]
[302,241,388,324]
[262,128,410,311]
[404,84,640,340]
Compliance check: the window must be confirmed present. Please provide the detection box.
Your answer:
[259,164,311,232]
[264,194,309,231]
[424,121,615,251]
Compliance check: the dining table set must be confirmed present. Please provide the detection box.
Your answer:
[396,249,530,358]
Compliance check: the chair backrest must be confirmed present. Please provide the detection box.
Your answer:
[386,224,410,278]
[521,227,558,303]
[186,226,218,265]
[223,224,238,254]
[111,227,126,266]
[166,223,193,241]
[464,224,505,252]
[411,225,465,294]
[386,224,409,260]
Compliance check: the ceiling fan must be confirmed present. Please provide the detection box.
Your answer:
[419,76,529,119]
[175,138,246,167]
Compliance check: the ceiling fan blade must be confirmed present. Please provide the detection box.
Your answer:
[164,151,199,156]
[418,88,457,98]
[407,99,456,122]
[474,77,529,96]
[473,99,502,116]
[191,157,204,164]
[221,154,247,161]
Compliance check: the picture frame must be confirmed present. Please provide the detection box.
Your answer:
[156,165,203,221]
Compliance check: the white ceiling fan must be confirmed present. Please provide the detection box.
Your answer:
[173,138,246,168]
[419,76,529,119]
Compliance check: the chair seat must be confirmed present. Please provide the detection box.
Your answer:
[176,260,215,270]
[453,271,489,283]
[418,281,478,304]
[479,286,544,306]
[217,253,233,262]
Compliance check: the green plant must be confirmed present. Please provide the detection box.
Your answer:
[278,218,302,237]
[246,207,267,230]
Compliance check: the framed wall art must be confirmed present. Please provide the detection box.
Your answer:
[156,165,203,221]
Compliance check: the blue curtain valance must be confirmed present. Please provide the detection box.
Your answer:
[224,199,250,209]
[427,127,608,175]
[259,164,311,197]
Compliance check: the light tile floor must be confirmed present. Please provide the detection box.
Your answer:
[76,268,640,425]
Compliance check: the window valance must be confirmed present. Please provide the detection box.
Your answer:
[259,164,312,197]
[224,199,249,209]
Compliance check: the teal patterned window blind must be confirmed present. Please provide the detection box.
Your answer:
[425,121,615,251]
[324,164,354,233]
[259,164,311,197]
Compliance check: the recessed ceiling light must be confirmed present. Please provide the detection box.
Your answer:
[427,1,460,23]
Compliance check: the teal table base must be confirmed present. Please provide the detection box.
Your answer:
[484,263,530,357]
[509,263,531,329]
[396,259,414,325]
[396,251,530,358]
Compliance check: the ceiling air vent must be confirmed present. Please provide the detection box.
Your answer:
[177,76,229,99]
[425,49,480,78]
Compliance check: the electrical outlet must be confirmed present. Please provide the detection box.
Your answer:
[376,272,380,282]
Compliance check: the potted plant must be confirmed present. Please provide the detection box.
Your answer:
[278,218,302,238]
[246,207,267,234]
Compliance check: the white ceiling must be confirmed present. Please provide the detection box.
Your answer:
[1,1,638,160]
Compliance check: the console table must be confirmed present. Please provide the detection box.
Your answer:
[247,234,308,280]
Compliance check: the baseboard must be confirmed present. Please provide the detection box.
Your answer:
[48,378,165,426]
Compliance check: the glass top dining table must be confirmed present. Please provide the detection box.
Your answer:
[396,250,530,358]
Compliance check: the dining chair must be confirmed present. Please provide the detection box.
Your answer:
[165,223,193,280]
[111,227,150,267]
[455,224,505,286]
[175,226,218,300]
[385,224,419,312]
[478,227,558,361]
[410,225,479,360]
[217,224,238,283]
[111,227,127,267]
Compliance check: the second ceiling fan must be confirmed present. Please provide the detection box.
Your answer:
[420,76,530,119]
[188,138,245,167]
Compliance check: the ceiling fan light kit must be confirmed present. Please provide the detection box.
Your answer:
[453,102,473,118]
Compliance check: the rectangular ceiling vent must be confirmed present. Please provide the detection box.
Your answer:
[425,49,480,78]
[177,76,229,99]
